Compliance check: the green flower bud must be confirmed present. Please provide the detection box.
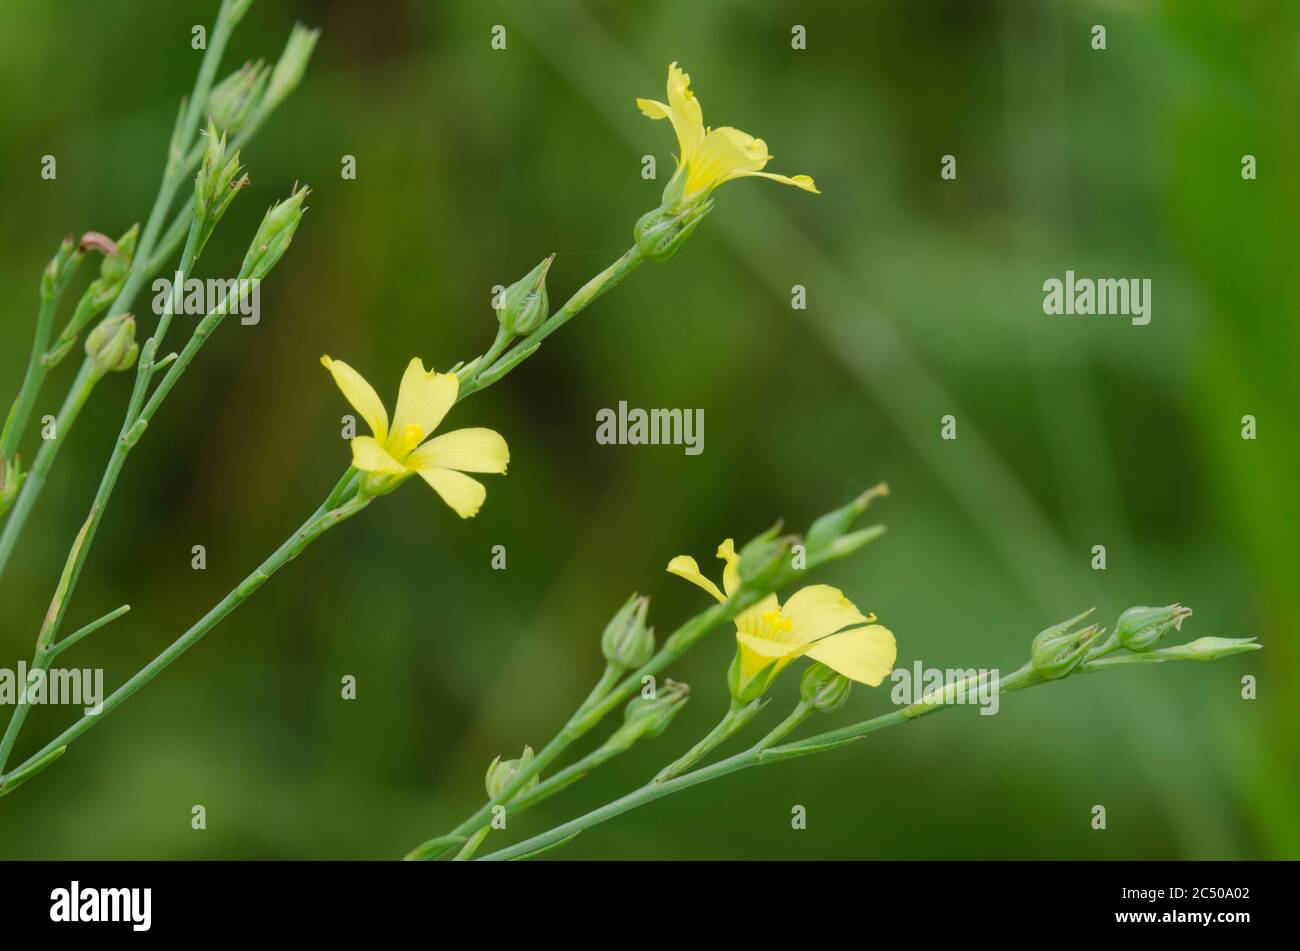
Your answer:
[497,255,553,336]
[208,60,270,136]
[737,522,790,590]
[1116,604,1194,652]
[805,483,889,565]
[1161,636,1261,662]
[633,199,712,262]
[484,745,537,801]
[193,122,249,255]
[41,236,82,300]
[0,456,24,518]
[1030,608,1107,680]
[606,680,689,751]
[264,24,321,114]
[85,313,138,374]
[240,184,310,281]
[43,225,141,371]
[800,662,852,713]
[600,593,655,670]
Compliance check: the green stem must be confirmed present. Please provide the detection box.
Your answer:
[0,259,74,463]
[458,247,644,399]
[409,592,764,860]
[0,360,104,580]
[107,0,243,320]
[0,490,368,794]
[655,700,762,782]
[477,669,1037,860]
[0,0,247,583]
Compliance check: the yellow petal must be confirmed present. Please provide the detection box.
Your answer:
[389,358,458,457]
[636,97,671,120]
[728,170,820,193]
[805,624,897,686]
[686,126,769,196]
[716,537,742,598]
[321,355,389,443]
[782,585,872,645]
[406,427,509,474]
[349,435,407,475]
[736,630,803,683]
[734,593,781,638]
[417,467,487,518]
[665,62,705,159]
[666,555,726,603]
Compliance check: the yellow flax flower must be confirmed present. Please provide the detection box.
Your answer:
[637,62,820,201]
[668,539,895,701]
[321,355,509,518]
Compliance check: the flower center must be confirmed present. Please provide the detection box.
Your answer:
[756,609,794,641]
[398,423,424,454]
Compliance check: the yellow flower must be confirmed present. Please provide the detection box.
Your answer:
[321,355,509,518]
[637,62,820,201]
[668,539,895,700]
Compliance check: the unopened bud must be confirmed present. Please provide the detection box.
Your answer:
[800,662,852,713]
[737,523,790,590]
[1116,604,1194,652]
[240,184,310,280]
[606,680,689,751]
[1162,636,1261,662]
[85,314,138,374]
[193,122,249,255]
[209,60,269,136]
[484,745,537,801]
[497,255,553,336]
[806,483,889,565]
[264,24,321,113]
[600,593,654,670]
[1030,608,1106,680]
[634,200,712,262]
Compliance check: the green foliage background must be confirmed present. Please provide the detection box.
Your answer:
[0,0,1295,859]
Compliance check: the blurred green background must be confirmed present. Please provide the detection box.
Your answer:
[0,0,1295,859]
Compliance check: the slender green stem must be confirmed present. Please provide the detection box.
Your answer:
[45,604,131,661]
[458,247,644,399]
[484,647,1252,859]
[108,0,243,320]
[474,669,1047,860]
[0,489,368,794]
[0,360,104,580]
[408,591,765,860]
[0,255,77,463]
[0,0,247,584]
[655,701,762,782]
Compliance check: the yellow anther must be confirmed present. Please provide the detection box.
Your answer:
[400,423,424,452]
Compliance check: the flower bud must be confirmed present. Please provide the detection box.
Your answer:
[600,593,654,670]
[0,456,24,518]
[1030,608,1106,680]
[496,255,553,336]
[737,522,790,590]
[806,483,889,565]
[484,745,537,801]
[240,184,310,281]
[41,236,82,300]
[606,680,689,751]
[800,662,852,713]
[85,314,138,374]
[1162,636,1261,662]
[192,122,249,255]
[208,60,269,136]
[633,200,712,262]
[264,24,321,113]
[1115,604,1193,652]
